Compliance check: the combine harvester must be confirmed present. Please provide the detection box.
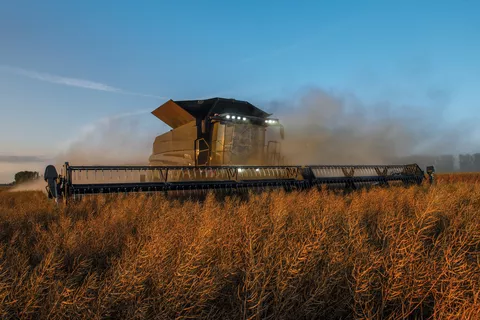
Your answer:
[44,98,434,203]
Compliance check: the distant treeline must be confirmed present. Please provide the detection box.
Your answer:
[399,153,480,173]
[0,183,14,187]
[12,171,40,185]
[1,171,40,185]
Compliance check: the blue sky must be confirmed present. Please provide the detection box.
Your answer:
[0,0,479,182]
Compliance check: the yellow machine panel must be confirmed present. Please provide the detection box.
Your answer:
[149,121,197,165]
[151,100,195,129]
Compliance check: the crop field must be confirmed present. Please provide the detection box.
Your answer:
[0,173,479,319]
[0,186,11,193]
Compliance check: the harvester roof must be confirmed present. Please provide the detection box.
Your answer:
[152,97,271,129]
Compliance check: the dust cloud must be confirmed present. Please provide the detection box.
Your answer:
[53,112,162,168]
[52,87,475,170]
[267,87,474,165]
[10,179,47,193]
[3,112,162,191]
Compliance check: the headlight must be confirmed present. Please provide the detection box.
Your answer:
[242,117,246,121]
[226,115,230,119]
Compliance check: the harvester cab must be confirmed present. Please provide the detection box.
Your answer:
[149,98,285,167]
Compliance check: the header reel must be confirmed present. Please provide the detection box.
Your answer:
[45,162,433,204]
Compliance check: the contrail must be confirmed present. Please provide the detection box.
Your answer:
[0,65,166,99]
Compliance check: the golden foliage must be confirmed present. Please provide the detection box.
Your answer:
[0,186,11,193]
[0,174,479,319]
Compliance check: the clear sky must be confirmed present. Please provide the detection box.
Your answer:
[0,0,479,182]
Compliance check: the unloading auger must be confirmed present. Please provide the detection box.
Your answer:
[44,97,434,203]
